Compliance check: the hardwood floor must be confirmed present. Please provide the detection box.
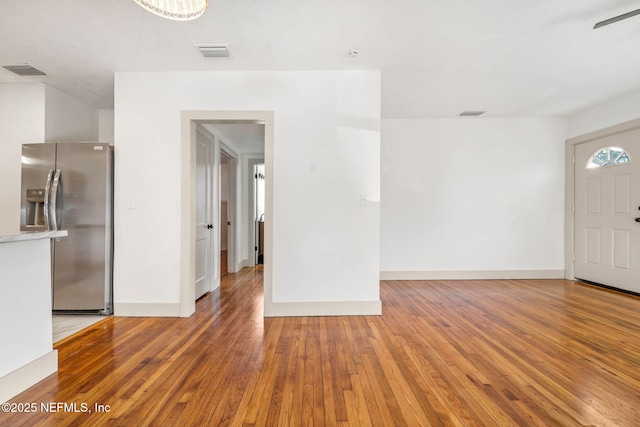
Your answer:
[2,272,640,426]
[221,249,228,277]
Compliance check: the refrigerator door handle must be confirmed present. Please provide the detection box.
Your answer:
[43,169,55,230]
[50,169,63,232]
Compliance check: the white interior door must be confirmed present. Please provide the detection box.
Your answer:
[574,128,640,293]
[195,129,213,299]
[224,155,238,274]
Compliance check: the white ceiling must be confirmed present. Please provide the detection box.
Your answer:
[204,123,265,154]
[1,0,640,118]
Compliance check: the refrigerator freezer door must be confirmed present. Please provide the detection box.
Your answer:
[21,144,56,231]
[44,169,54,230]
[50,169,63,231]
[52,143,113,312]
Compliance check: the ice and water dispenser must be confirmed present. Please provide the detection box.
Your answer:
[24,188,46,227]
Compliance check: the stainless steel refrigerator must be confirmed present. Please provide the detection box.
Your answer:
[20,143,113,314]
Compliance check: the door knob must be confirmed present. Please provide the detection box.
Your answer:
[207,224,213,229]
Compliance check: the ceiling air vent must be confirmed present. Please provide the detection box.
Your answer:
[196,45,230,58]
[2,64,47,76]
[459,111,486,117]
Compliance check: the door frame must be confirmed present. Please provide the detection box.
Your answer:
[180,111,274,317]
[564,117,640,281]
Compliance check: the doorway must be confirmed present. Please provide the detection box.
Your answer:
[220,151,232,277]
[254,163,265,265]
[180,111,274,317]
[193,125,233,299]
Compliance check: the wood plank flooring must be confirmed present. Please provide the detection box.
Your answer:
[221,250,228,277]
[2,270,639,426]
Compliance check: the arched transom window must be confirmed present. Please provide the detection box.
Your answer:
[586,146,631,169]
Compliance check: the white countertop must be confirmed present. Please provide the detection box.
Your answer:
[0,230,68,243]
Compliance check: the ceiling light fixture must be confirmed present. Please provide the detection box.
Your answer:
[133,0,208,21]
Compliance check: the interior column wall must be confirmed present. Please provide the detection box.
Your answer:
[114,70,381,317]
[0,84,45,233]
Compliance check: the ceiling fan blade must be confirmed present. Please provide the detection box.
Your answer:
[594,8,640,29]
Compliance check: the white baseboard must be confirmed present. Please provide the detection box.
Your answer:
[0,350,58,403]
[114,302,181,317]
[265,300,382,317]
[236,260,250,272]
[380,270,565,281]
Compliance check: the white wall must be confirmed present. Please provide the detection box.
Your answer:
[0,84,46,233]
[568,88,640,138]
[381,118,567,278]
[44,85,98,142]
[114,71,381,315]
[99,109,115,144]
[0,84,100,234]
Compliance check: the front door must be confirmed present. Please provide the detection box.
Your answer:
[574,128,640,293]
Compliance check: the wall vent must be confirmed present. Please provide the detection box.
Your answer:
[2,65,47,76]
[459,111,486,117]
[195,45,230,58]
